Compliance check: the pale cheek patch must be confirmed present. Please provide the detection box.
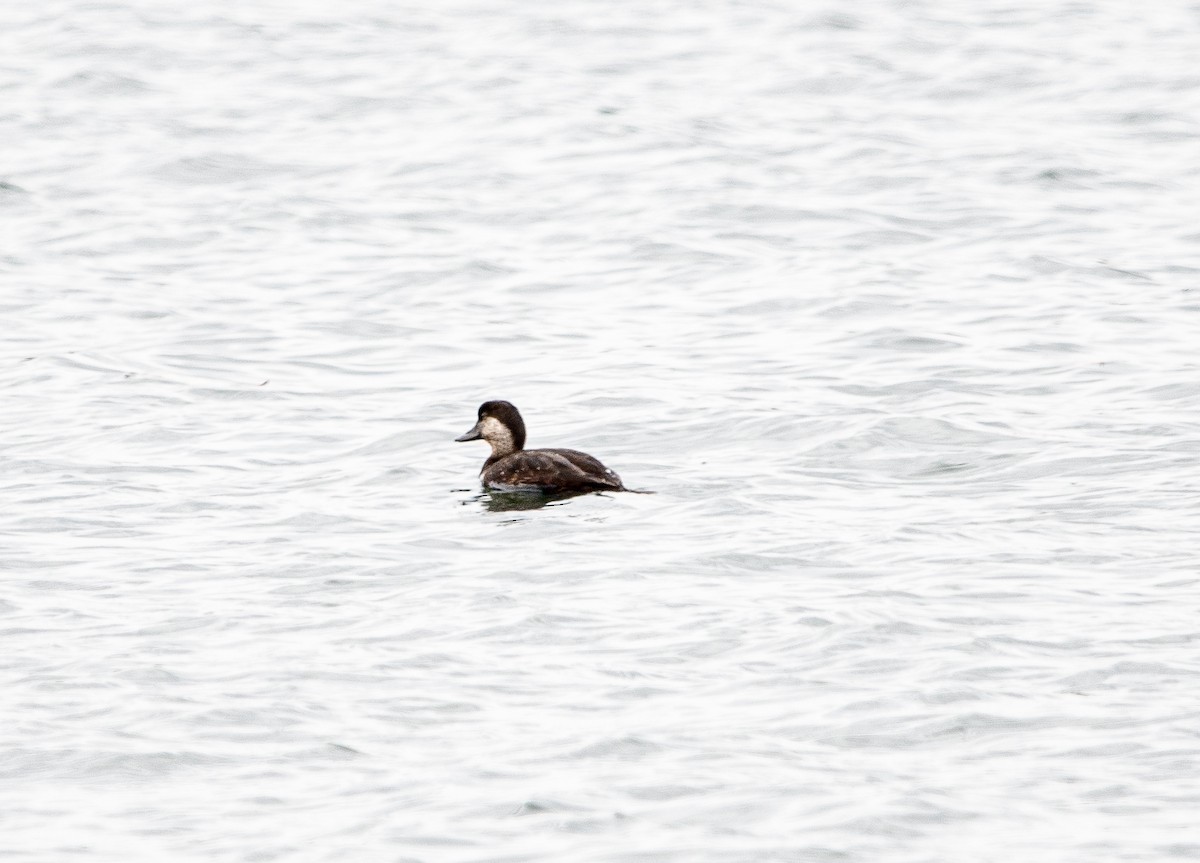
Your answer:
[479,416,515,455]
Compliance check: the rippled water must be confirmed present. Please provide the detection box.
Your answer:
[5,1,1200,860]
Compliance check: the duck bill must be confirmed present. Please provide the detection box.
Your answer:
[455,421,483,442]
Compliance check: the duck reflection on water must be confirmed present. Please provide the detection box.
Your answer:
[462,489,593,513]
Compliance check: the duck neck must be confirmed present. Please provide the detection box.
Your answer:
[484,429,520,466]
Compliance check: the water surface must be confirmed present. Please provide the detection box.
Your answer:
[4,1,1200,861]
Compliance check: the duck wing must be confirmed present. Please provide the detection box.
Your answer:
[542,448,625,490]
[484,448,625,492]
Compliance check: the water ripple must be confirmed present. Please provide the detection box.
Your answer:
[4,1,1200,862]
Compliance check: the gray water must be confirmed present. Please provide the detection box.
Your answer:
[4,1,1200,861]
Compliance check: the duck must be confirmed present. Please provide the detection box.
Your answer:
[455,400,630,494]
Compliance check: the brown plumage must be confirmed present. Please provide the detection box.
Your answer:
[456,400,629,493]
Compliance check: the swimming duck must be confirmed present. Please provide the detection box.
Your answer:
[455,400,629,493]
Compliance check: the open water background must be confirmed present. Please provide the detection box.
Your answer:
[4,1,1200,861]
